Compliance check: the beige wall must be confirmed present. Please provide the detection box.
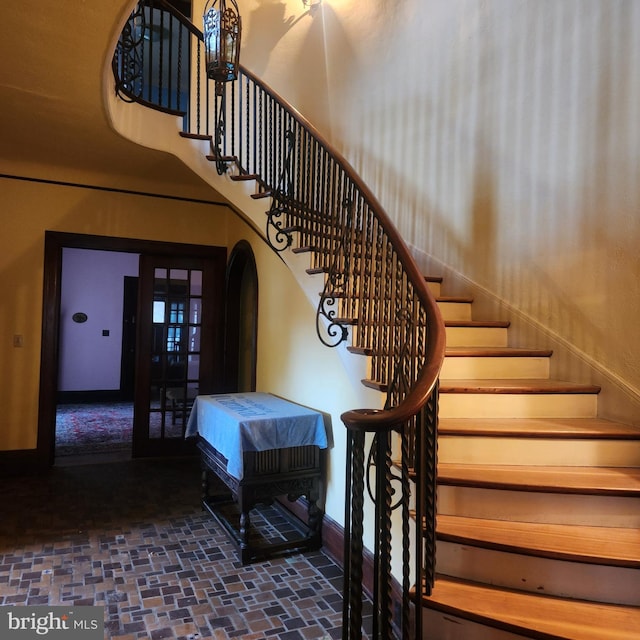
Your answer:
[0,173,230,451]
[235,0,640,423]
[0,165,365,526]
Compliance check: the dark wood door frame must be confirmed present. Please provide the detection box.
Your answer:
[120,276,138,401]
[38,231,226,468]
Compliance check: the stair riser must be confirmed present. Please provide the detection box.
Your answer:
[439,393,598,418]
[440,357,550,379]
[427,281,441,297]
[436,543,640,606]
[438,436,640,467]
[445,327,508,347]
[437,486,640,528]
[422,610,527,640]
[437,301,472,321]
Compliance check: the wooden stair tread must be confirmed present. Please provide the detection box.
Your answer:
[179,131,211,141]
[230,173,260,181]
[363,375,597,394]
[440,379,601,394]
[205,153,238,162]
[250,190,272,199]
[445,320,510,328]
[437,295,474,303]
[306,266,328,275]
[436,514,640,568]
[445,347,553,357]
[422,575,640,640]
[438,463,640,495]
[438,417,640,438]
[350,346,556,361]
[347,345,374,356]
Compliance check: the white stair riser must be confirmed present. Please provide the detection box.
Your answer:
[436,542,640,606]
[439,393,598,419]
[437,301,472,321]
[438,436,640,467]
[445,327,508,347]
[440,357,550,379]
[422,609,526,640]
[437,485,640,528]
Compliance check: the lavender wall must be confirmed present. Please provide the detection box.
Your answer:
[58,248,140,391]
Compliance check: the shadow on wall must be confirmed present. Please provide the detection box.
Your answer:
[243,0,306,77]
[242,0,357,141]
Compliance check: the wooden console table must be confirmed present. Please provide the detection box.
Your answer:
[185,392,327,564]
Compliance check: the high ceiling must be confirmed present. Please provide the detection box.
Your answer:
[0,1,216,198]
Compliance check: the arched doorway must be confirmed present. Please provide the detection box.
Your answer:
[224,241,258,392]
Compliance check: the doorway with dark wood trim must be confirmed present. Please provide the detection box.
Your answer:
[38,231,226,467]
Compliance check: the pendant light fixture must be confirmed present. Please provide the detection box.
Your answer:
[203,0,242,83]
[203,0,242,175]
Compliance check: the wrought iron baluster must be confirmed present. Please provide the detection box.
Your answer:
[244,74,250,173]
[196,43,201,134]
[257,85,263,180]
[343,428,365,640]
[157,9,164,106]
[176,24,182,113]
[400,426,412,640]
[374,430,394,639]
[146,4,153,104]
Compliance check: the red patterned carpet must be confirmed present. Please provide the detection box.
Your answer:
[55,402,133,457]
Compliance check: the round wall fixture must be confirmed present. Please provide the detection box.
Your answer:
[72,312,88,323]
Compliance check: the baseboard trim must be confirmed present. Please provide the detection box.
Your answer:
[0,449,45,476]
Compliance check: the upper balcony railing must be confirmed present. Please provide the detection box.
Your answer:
[113,2,446,638]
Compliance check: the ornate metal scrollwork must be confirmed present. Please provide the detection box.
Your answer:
[114,5,146,101]
[316,264,350,347]
[211,82,230,175]
[265,130,296,252]
[266,200,294,252]
[315,198,354,348]
[366,432,405,511]
[316,298,350,348]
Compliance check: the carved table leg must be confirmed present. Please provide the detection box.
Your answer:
[238,489,252,564]
[307,482,322,545]
[200,468,209,508]
[239,511,250,556]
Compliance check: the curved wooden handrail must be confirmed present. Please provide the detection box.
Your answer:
[236,66,446,433]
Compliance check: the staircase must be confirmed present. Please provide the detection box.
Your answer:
[109,4,639,637]
[421,277,640,639]
[111,3,444,638]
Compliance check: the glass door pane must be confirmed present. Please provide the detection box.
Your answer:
[148,267,201,439]
[134,251,224,458]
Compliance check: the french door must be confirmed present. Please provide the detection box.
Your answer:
[134,253,225,457]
